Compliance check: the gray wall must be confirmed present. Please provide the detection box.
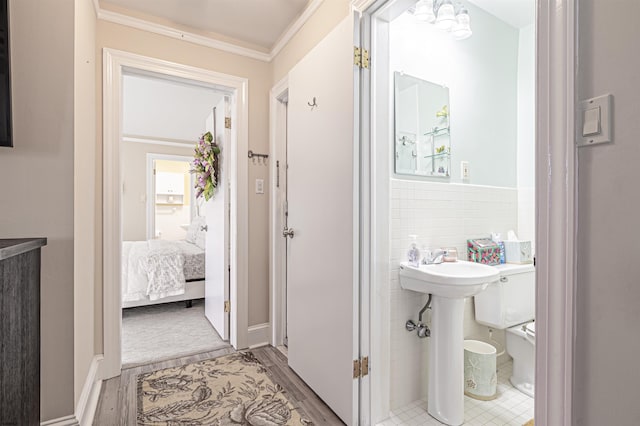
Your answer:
[1,0,75,420]
[575,0,640,424]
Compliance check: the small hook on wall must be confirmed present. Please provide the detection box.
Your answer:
[308,97,318,110]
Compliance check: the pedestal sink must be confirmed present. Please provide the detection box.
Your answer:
[399,261,499,426]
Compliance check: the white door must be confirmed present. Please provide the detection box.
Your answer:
[286,16,360,426]
[204,98,230,340]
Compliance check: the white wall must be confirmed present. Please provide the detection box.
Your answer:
[575,1,640,424]
[121,142,194,241]
[123,74,223,142]
[390,3,519,187]
[1,0,75,420]
[516,24,535,246]
[389,179,517,409]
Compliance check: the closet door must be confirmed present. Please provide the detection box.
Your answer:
[286,15,360,426]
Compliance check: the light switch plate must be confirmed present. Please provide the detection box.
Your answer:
[577,94,612,147]
[255,179,264,194]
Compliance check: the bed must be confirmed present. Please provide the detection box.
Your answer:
[122,218,206,308]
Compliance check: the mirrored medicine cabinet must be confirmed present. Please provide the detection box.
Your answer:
[394,72,451,178]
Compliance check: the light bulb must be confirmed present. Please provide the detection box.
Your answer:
[435,0,456,30]
[452,8,472,40]
[414,0,436,23]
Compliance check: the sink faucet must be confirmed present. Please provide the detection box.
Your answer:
[423,248,448,265]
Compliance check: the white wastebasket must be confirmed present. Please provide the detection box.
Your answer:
[464,340,497,400]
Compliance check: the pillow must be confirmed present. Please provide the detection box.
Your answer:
[186,216,205,244]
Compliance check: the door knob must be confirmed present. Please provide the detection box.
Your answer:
[200,225,208,232]
[282,228,295,238]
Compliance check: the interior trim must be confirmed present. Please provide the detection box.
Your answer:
[268,75,289,349]
[91,0,100,17]
[97,8,271,62]
[535,0,576,424]
[247,323,272,349]
[270,0,324,59]
[40,415,79,426]
[75,355,103,426]
[102,48,250,379]
[95,0,325,63]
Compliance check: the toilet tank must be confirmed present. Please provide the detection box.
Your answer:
[474,263,535,329]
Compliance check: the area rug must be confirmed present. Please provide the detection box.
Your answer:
[122,299,229,368]
[137,351,311,425]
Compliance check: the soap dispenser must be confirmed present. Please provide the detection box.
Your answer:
[407,235,421,267]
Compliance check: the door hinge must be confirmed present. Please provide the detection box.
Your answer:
[224,300,230,313]
[225,117,232,129]
[354,46,370,69]
[353,356,369,379]
[361,356,369,377]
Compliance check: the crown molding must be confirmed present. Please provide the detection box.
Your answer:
[270,0,324,59]
[92,0,100,17]
[95,0,326,63]
[350,0,377,11]
[97,8,272,62]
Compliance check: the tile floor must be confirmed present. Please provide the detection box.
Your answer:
[379,360,534,426]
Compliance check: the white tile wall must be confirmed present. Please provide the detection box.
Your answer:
[389,179,518,410]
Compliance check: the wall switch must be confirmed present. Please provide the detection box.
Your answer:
[255,179,264,194]
[578,94,612,147]
[461,161,470,179]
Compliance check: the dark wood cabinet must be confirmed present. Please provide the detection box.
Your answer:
[0,238,46,426]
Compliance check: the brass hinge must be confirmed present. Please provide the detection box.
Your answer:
[353,356,369,379]
[224,300,230,313]
[353,46,370,69]
[362,49,370,69]
[225,117,232,129]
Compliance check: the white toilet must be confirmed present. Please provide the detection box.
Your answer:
[473,263,536,397]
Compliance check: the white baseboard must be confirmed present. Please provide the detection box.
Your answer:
[247,323,271,349]
[41,415,79,426]
[75,355,104,426]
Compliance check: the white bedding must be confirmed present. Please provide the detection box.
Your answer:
[122,240,186,302]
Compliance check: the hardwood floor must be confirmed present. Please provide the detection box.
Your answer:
[93,345,344,425]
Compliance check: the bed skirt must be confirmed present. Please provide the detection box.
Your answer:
[122,279,205,309]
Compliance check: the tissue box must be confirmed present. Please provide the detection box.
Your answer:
[503,240,533,264]
[467,239,501,266]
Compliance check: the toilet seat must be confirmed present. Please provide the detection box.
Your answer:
[525,321,535,338]
[507,320,535,343]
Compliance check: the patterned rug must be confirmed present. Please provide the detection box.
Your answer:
[137,351,311,425]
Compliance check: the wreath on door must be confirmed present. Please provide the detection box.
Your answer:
[191,131,220,201]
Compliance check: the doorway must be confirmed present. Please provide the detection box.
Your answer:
[359,0,576,425]
[102,49,250,379]
[119,72,230,367]
[269,16,362,426]
[270,81,289,350]
[146,154,196,241]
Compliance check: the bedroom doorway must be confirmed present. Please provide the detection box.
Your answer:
[119,72,230,368]
[102,49,250,379]
[146,154,196,241]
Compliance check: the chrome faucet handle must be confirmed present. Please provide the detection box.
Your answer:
[423,248,448,265]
